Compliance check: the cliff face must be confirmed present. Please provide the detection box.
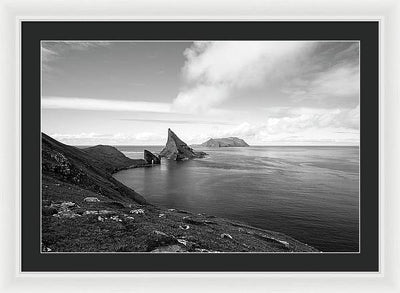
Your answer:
[200,137,249,147]
[42,133,147,204]
[160,128,207,160]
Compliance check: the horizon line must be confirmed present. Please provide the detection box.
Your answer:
[73,144,360,147]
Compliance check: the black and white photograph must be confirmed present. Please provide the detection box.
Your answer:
[40,40,360,253]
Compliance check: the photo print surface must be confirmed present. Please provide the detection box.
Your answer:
[41,41,360,253]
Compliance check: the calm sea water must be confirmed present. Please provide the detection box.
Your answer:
[113,146,359,252]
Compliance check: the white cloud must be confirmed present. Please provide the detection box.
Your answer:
[55,41,112,50]
[186,105,360,145]
[134,132,163,141]
[51,131,164,145]
[173,41,314,113]
[268,105,360,131]
[173,41,359,113]
[41,47,59,72]
[283,64,359,102]
[42,96,172,113]
[41,47,58,62]
[41,41,112,72]
[182,41,311,87]
[173,85,229,113]
[51,133,106,140]
[49,103,359,145]
[42,41,111,52]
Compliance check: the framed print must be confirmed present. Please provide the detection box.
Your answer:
[19,21,378,272]
[4,0,400,290]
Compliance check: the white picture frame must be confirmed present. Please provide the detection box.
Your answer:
[0,0,398,292]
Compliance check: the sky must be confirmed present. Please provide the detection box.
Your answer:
[41,41,360,146]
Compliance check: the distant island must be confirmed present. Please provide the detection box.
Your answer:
[195,137,250,148]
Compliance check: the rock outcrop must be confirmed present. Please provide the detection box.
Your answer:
[199,137,249,148]
[144,150,161,164]
[160,128,207,161]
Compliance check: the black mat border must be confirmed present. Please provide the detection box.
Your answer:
[21,21,379,272]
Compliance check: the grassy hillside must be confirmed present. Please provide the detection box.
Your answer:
[42,133,146,204]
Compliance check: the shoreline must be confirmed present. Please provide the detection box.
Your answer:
[41,133,319,253]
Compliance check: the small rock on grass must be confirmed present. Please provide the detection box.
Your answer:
[53,210,81,218]
[271,238,289,248]
[151,245,186,253]
[41,245,52,252]
[146,231,178,251]
[221,233,233,240]
[84,197,100,202]
[84,210,113,216]
[194,248,220,253]
[110,215,122,222]
[61,201,76,208]
[154,230,168,237]
[177,239,188,246]
[130,209,145,215]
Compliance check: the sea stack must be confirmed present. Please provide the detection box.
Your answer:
[144,150,161,165]
[160,128,207,161]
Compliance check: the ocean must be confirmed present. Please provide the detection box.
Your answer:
[113,146,359,252]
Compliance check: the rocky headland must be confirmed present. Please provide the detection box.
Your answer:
[41,132,317,253]
[144,149,161,165]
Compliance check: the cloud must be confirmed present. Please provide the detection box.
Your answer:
[56,41,112,50]
[42,96,236,117]
[51,132,164,145]
[173,84,230,113]
[49,104,359,145]
[134,132,163,141]
[41,47,59,71]
[172,41,314,113]
[42,96,172,113]
[182,41,311,86]
[193,105,360,145]
[41,47,58,62]
[42,41,111,53]
[41,41,112,72]
[119,118,234,125]
[173,41,359,113]
[51,133,111,140]
[267,105,360,132]
[283,63,359,104]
